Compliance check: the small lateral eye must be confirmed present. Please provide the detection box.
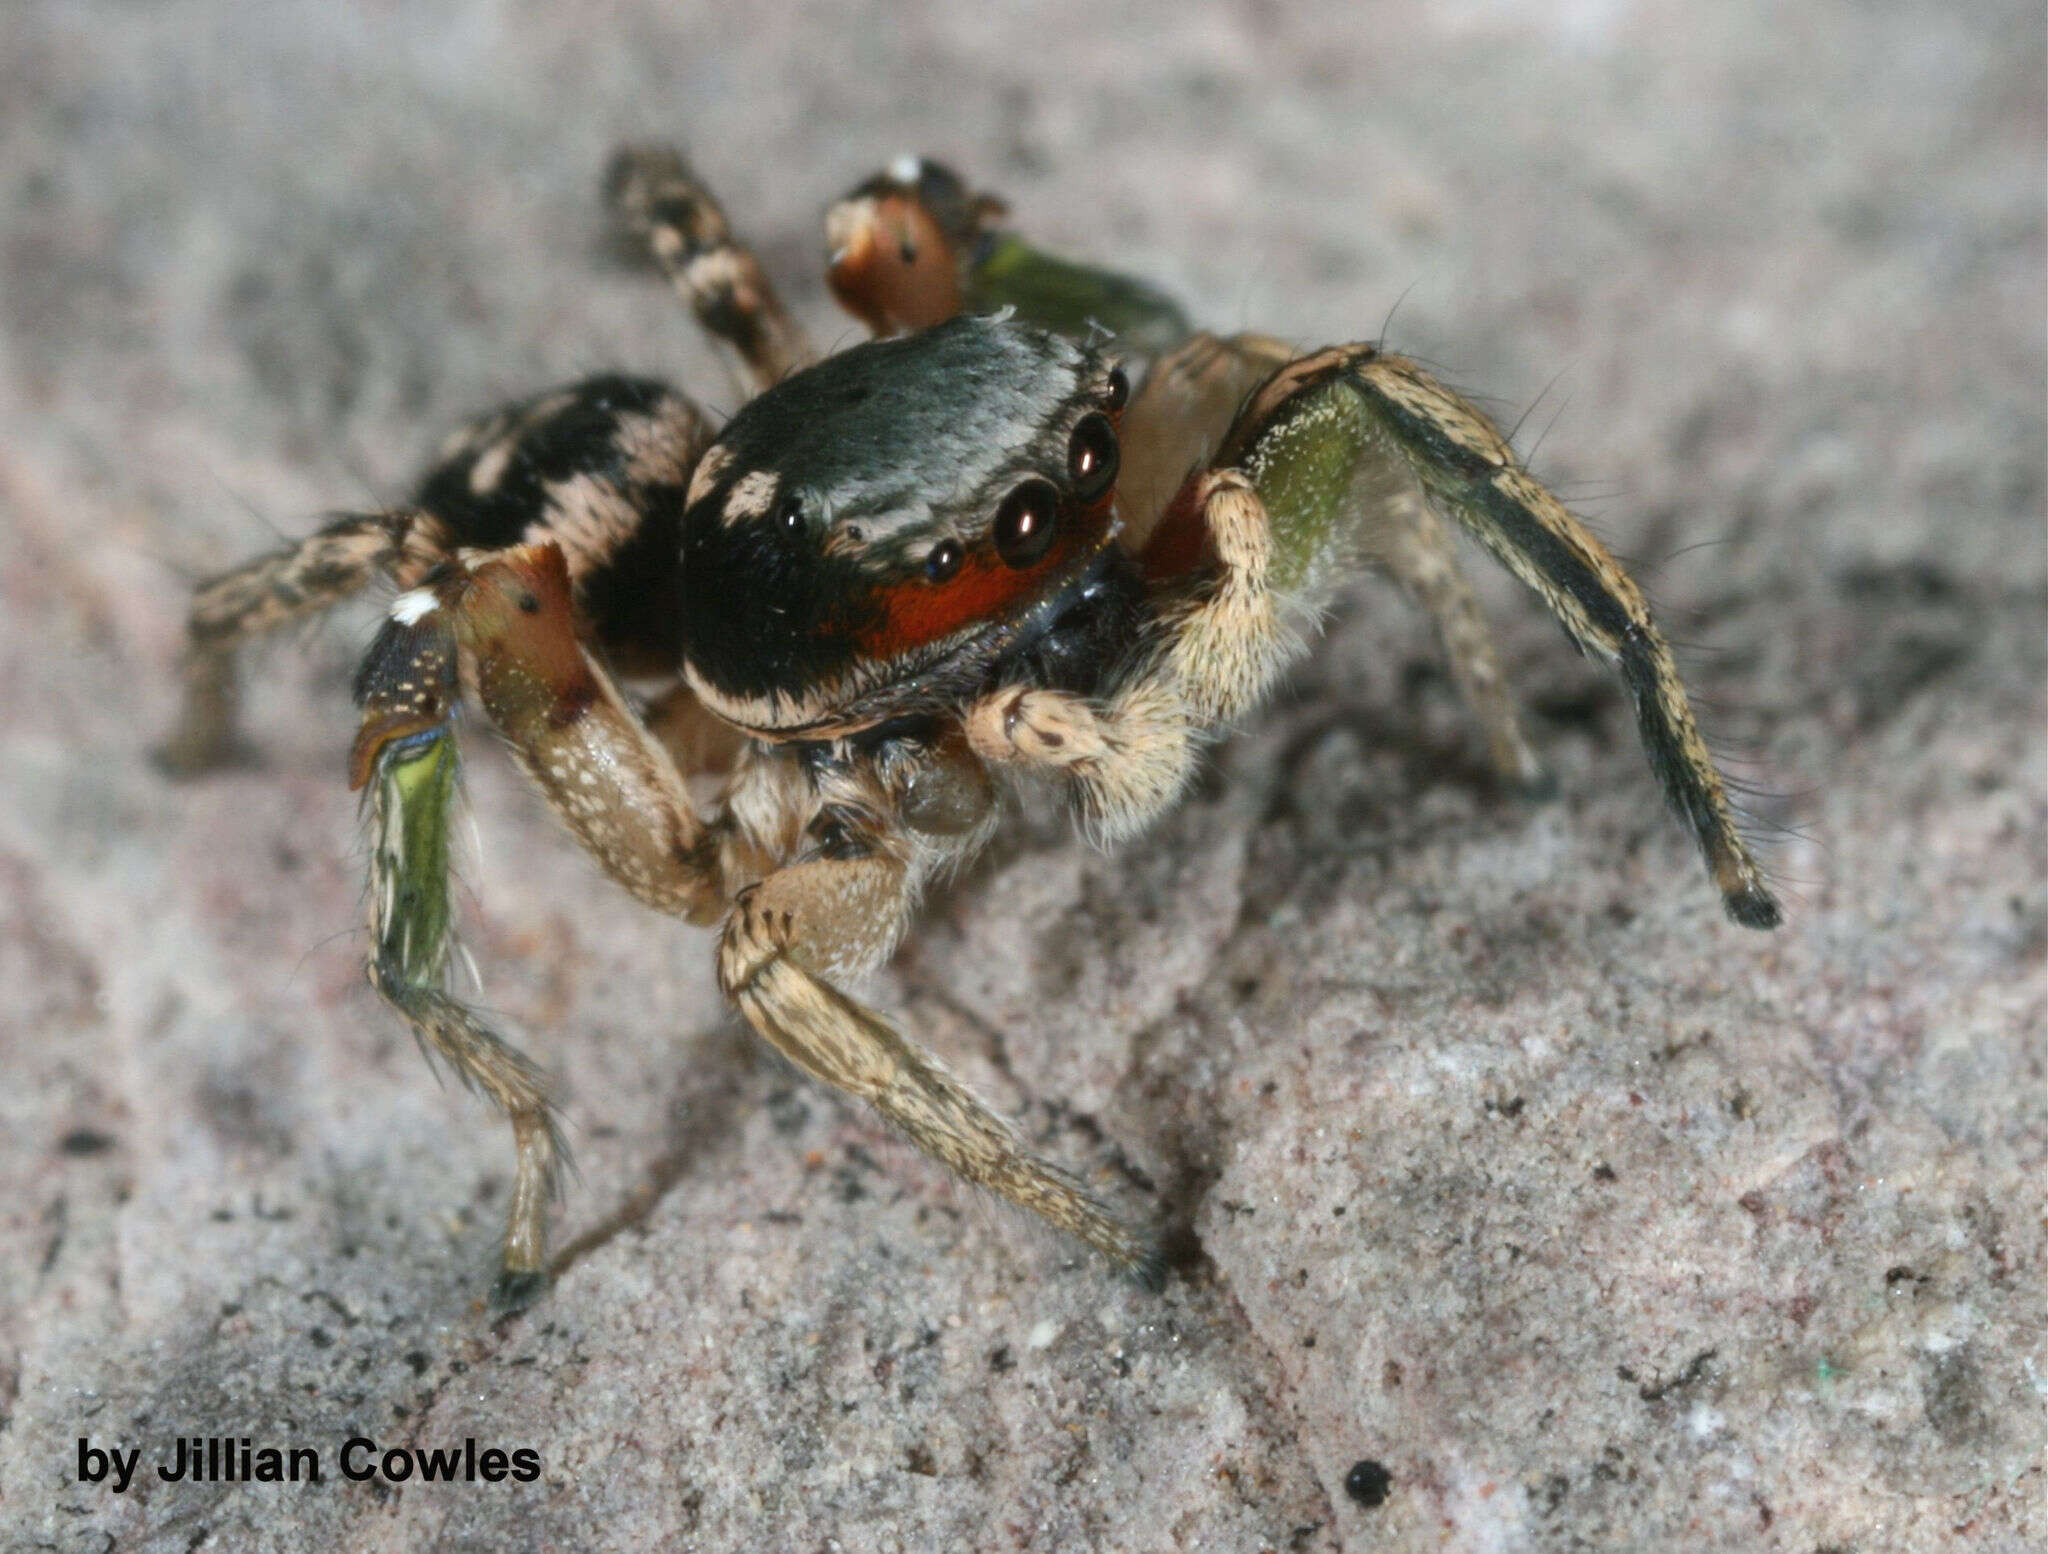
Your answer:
[1067,412,1119,501]
[994,478,1059,569]
[776,493,804,533]
[925,538,964,583]
[1103,364,1130,413]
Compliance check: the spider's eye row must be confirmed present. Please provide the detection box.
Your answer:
[1103,364,1130,413]
[924,538,964,583]
[1067,412,1119,502]
[993,478,1060,569]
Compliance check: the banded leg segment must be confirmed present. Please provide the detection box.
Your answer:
[159,508,443,774]
[717,852,1161,1284]
[1213,344,1779,927]
[352,607,564,1309]
[605,144,812,392]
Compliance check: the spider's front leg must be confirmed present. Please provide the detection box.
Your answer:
[715,833,1163,1287]
[1148,342,1780,926]
[976,338,1777,925]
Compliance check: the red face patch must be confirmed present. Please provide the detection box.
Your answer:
[851,488,1117,660]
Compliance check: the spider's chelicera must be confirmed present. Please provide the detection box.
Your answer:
[161,147,1780,1308]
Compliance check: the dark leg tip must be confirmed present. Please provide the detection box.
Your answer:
[490,1268,550,1315]
[1725,887,1783,931]
[1129,1244,1171,1295]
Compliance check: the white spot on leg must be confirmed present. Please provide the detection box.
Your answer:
[889,153,922,185]
[390,588,439,626]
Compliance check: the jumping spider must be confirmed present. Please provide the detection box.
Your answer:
[161,147,1780,1307]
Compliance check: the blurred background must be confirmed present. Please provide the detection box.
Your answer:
[2,3,2041,1550]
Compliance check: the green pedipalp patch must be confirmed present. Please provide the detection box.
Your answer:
[967,234,1191,355]
[1239,378,1376,598]
[371,728,460,991]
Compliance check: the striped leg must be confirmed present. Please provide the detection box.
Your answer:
[1208,344,1780,928]
[604,144,812,391]
[349,541,743,1306]
[157,507,443,774]
[350,603,564,1310]
[717,847,1162,1286]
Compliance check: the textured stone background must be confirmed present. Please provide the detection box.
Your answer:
[2,1,2042,1550]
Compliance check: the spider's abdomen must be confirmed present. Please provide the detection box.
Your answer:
[414,373,711,674]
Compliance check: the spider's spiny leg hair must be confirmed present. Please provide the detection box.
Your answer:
[1170,343,1778,926]
[1338,348,1780,928]
[604,143,812,390]
[158,506,445,775]
[352,590,565,1310]
[717,862,1163,1287]
[443,541,730,925]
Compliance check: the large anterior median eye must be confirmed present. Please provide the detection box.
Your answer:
[993,478,1060,569]
[1067,412,1119,501]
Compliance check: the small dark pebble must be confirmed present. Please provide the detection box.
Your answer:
[1344,1458,1392,1508]
[60,1128,116,1156]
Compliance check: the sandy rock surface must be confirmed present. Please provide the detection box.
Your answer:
[2,2,2042,1550]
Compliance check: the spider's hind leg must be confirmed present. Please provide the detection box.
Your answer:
[157,507,444,775]
[603,144,812,391]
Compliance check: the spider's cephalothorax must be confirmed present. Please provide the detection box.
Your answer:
[162,144,1780,1308]
[675,317,1134,739]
